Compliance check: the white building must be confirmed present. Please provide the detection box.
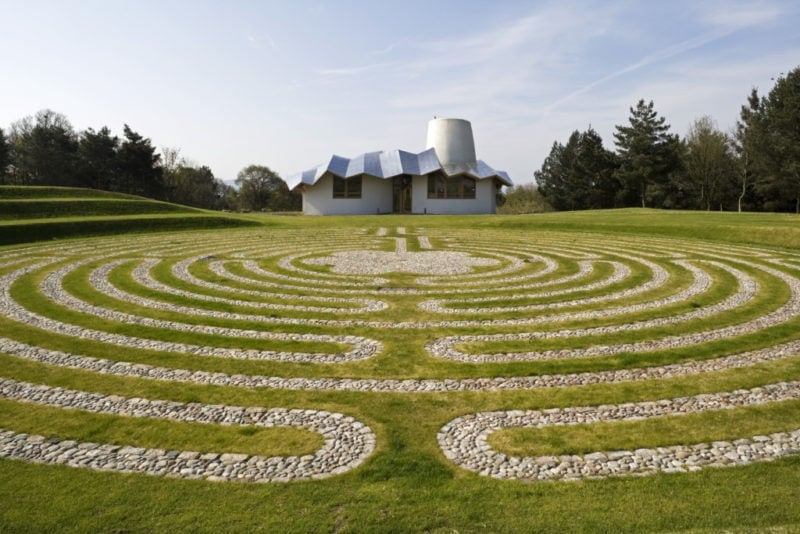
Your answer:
[288,118,513,215]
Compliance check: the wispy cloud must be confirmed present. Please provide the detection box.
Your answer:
[247,33,277,50]
[543,27,735,114]
[371,42,401,56]
[702,1,783,28]
[316,61,397,77]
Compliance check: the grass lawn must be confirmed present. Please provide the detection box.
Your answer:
[1,197,799,532]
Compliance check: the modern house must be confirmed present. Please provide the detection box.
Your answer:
[288,118,513,215]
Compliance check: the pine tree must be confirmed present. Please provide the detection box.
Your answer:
[574,128,619,209]
[78,127,119,191]
[747,67,800,213]
[115,125,164,199]
[613,99,681,208]
[535,129,619,211]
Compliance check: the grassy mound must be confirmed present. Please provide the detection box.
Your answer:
[0,186,257,245]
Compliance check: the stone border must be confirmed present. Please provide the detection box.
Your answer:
[427,260,792,363]
[0,377,375,482]
[125,253,675,328]
[437,381,800,480]
[2,261,380,364]
[2,335,799,393]
[109,259,389,314]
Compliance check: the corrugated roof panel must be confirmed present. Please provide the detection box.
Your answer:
[398,150,420,175]
[346,152,366,176]
[474,160,494,178]
[417,148,442,175]
[328,155,350,177]
[379,150,403,177]
[288,148,513,188]
[363,151,383,177]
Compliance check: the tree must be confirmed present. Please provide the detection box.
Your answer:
[573,127,620,209]
[78,127,119,191]
[497,183,552,214]
[160,146,185,203]
[115,125,164,198]
[733,96,759,213]
[534,140,569,210]
[7,109,79,186]
[682,116,737,210]
[744,67,800,213]
[175,166,227,209]
[534,128,618,211]
[0,127,9,182]
[235,164,290,211]
[613,99,681,208]
[159,147,235,210]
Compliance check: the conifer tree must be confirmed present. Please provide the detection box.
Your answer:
[745,67,800,213]
[613,99,681,207]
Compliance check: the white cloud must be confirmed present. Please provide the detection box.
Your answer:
[702,1,784,28]
[247,33,277,50]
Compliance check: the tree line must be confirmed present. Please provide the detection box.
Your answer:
[524,66,800,213]
[0,110,300,212]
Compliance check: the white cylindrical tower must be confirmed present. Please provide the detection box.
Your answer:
[426,118,476,165]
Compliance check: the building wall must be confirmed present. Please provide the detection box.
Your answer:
[302,174,393,215]
[302,174,497,215]
[410,176,496,214]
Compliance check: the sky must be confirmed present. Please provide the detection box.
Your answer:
[1,0,799,186]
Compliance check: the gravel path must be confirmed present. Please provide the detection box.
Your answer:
[0,377,375,482]
[2,227,800,484]
[438,381,800,480]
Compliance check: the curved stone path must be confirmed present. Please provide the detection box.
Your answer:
[438,381,800,480]
[2,261,381,363]
[0,377,375,482]
[1,335,799,392]
[428,260,796,363]
[2,226,800,483]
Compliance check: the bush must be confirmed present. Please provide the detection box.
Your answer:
[497,184,552,214]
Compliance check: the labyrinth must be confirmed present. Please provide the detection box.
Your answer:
[2,220,800,495]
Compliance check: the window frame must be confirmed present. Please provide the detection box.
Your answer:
[427,173,476,199]
[332,175,362,199]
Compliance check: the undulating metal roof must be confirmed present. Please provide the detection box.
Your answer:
[287,148,512,189]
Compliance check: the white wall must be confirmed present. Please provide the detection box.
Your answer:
[302,175,393,215]
[302,174,497,215]
[411,176,496,214]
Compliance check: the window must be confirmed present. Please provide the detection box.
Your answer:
[332,175,362,198]
[462,177,476,199]
[427,173,476,199]
[427,171,447,199]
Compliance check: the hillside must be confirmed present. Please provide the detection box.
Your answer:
[0,186,258,245]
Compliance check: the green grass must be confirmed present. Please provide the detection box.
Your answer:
[0,185,145,200]
[1,191,800,532]
[0,399,322,457]
[0,199,198,219]
[0,186,258,245]
[490,400,800,456]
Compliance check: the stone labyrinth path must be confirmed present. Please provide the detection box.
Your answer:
[1,225,800,482]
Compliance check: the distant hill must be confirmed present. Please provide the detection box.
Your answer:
[0,186,257,245]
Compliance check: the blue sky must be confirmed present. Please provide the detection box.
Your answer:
[2,0,798,186]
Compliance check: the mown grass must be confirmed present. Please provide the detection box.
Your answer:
[0,186,258,245]
[1,198,800,532]
[490,399,800,457]
[0,185,144,199]
[0,199,197,219]
[0,399,322,457]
